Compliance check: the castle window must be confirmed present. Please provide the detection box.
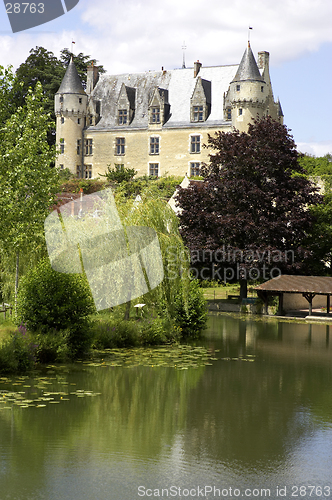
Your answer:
[59,164,64,170]
[85,139,93,155]
[236,85,240,91]
[77,139,81,155]
[115,138,125,155]
[239,108,243,116]
[149,163,159,177]
[151,107,160,124]
[77,118,81,124]
[193,106,204,122]
[190,135,201,154]
[60,138,64,154]
[190,78,211,123]
[79,97,82,104]
[261,86,264,92]
[118,109,128,125]
[190,162,200,177]
[84,165,92,179]
[61,117,64,124]
[60,96,63,103]
[150,137,159,155]
[227,108,231,120]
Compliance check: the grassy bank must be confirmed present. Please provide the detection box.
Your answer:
[0,298,206,373]
[202,284,257,300]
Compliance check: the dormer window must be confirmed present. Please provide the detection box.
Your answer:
[118,109,128,125]
[190,77,211,123]
[78,97,82,104]
[148,88,170,126]
[236,85,241,91]
[151,107,160,124]
[193,106,204,122]
[117,84,136,126]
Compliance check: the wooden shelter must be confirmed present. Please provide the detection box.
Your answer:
[255,275,332,316]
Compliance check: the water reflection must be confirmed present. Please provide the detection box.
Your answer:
[0,314,332,499]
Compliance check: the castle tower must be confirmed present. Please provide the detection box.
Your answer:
[55,58,88,177]
[224,42,267,132]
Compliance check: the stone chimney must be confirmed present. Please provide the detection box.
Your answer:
[258,51,270,72]
[194,60,202,77]
[86,63,99,94]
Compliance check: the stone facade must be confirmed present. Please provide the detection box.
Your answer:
[55,43,283,179]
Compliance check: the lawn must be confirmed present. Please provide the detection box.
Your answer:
[202,284,257,300]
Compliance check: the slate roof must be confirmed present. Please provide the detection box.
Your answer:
[90,64,238,131]
[255,275,332,295]
[231,43,264,83]
[57,58,86,95]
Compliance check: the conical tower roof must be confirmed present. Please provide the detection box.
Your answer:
[57,58,86,94]
[232,43,264,83]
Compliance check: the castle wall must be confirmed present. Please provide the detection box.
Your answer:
[84,124,232,178]
[55,47,283,178]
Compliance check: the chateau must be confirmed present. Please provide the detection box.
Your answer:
[55,43,283,179]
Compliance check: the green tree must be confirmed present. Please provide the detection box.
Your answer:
[0,82,59,303]
[103,164,137,184]
[298,154,332,273]
[299,153,332,177]
[0,65,22,125]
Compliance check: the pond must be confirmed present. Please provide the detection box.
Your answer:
[1,313,332,500]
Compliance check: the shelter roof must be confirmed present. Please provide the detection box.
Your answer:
[255,275,332,295]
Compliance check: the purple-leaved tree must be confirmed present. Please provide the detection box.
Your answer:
[176,117,322,298]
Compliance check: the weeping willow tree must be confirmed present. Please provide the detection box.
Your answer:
[115,193,191,319]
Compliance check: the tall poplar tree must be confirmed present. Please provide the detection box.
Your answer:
[0,82,59,303]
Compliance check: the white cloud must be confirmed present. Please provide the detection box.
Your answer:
[0,0,331,150]
[297,141,332,157]
[78,0,332,71]
[1,0,332,72]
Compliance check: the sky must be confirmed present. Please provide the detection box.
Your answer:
[0,0,331,157]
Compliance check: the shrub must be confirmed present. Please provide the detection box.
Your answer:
[139,316,167,345]
[31,329,70,363]
[91,313,181,349]
[173,279,208,338]
[0,324,37,373]
[104,165,137,183]
[16,258,96,357]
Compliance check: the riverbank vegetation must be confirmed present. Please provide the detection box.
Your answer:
[0,192,207,374]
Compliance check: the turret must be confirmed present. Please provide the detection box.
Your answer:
[55,58,88,177]
[224,43,283,131]
[225,42,266,132]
